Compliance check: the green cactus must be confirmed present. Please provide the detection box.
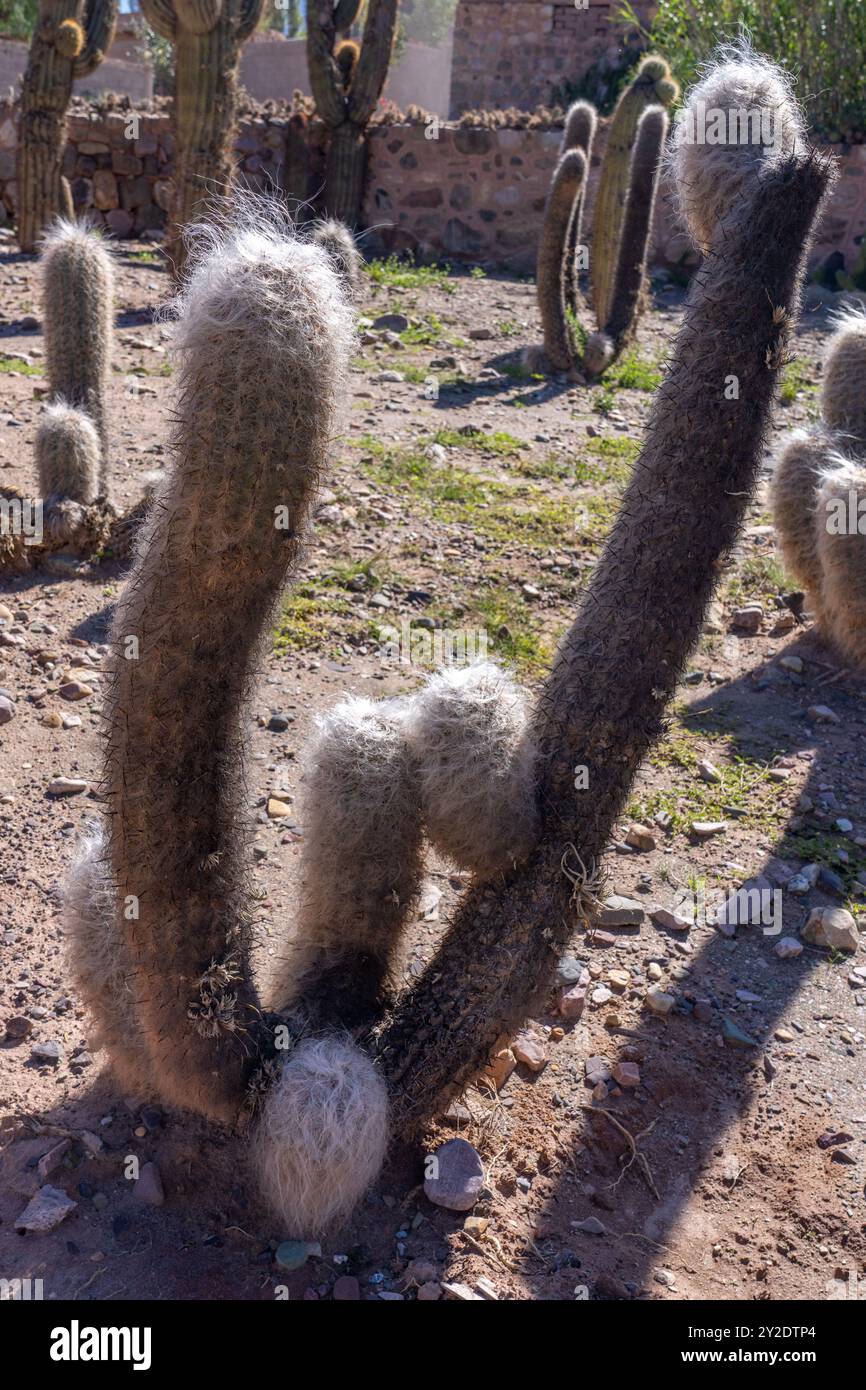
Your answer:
[535,148,586,373]
[41,220,114,493]
[559,100,597,315]
[600,105,669,356]
[139,0,265,277]
[307,0,399,225]
[17,0,118,253]
[590,55,680,331]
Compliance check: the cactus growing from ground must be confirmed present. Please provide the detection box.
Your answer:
[532,60,674,378]
[17,0,118,252]
[344,56,833,1158]
[41,220,114,493]
[310,217,362,296]
[36,401,100,505]
[534,148,587,373]
[139,0,265,278]
[64,205,354,1136]
[772,307,866,664]
[307,0,399,225]
[589,55,679,332]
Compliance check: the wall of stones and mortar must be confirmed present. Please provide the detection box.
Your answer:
[449,0,657,115]
[0,100,863,281]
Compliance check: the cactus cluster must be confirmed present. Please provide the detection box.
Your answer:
[772,306,866,668]
[533,55,677,378]
[139,0,265,278]
[17,0,119,253]
[61,53,835,1241]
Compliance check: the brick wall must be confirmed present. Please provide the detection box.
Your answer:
[449,0,657,116]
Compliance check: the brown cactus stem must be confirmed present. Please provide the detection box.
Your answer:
[370,149,835,1136]
[560,100,597,315]
[600,105,668,365]
[17,0,118,252]
[536,148,585,372]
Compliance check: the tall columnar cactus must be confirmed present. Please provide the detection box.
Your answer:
[772,307,866,666]
[347,57,833,1157]
[17,0,118,253]
[41,220,114,494]
[64,208,355,1140]
[307,0,399,226]
[139,0,265,277]
[590,54,679,331]
[533,61,674,379]
[536,149,586,373]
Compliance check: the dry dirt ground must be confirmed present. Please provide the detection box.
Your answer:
[0,230,864,1303]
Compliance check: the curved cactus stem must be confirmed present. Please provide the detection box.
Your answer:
[370,146,835,1137]
[560,100,597,316]
[139,0,177,40]
[74,0,118,77]
[537,148,585,373]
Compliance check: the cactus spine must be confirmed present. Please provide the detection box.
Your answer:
[139,0,265,278]
[590,55,679,330]
[41,220,114,494]
[307,0,399,225]
[17,0,118,253]
[361,58,833,1147]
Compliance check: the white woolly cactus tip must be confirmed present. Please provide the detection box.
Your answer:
[167,195,357,366]
[253,1037,389,1238]
[669,42,806,254]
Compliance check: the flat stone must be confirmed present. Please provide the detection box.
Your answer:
[30,1040,62,1063]
[775,936,803,959]
[333,1275,361,1301]
[625,823,656,851]
[597,895,645,928]
[512,1031,547,1072]
[807,704,840,724]
[15,1184,77,1232]
[722,1017,758,1049]
[559,977,589,1021]
[651,906,692,932]
[612,1061,640,1088]
[425,1138,485,1212]
[572,1215,606,1235]
[267,797,292,818]
[646,988,675,1016]
[58,681,93,701]
[585,1055,610,1087]
[133,1162,164,1206]
[372,313,409,332]
[47,777,88,796]
[691,821,727,838]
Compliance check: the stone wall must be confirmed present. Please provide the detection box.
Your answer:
[0,100,863,284]
[449,0,657,115]
[0,29,154,105]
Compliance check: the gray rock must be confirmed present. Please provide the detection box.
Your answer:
[133,1162,165,1206]
[424,1138,484,1212]
[0,696,14,725]
[597,895,645,928]
[802,907,859,952]
[372,313,409,332]
[30,1040,62,1063]
[573,1216,607,1236]
[15,1184,77,1232]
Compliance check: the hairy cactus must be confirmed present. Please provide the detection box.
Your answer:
[274,696,425,1031]
[590,54,679,331]
[772,307,866,663]
[36,401,100,505]
[41,220,114,490]
[17,0,118,252]
[404,663,537,881]
[64,205,354,1139]
[821,306,866,450]
[355,57,833,1156]
[307,0,399,225]
[815,460,866,668]
[310,217,362,297]
[601,105,669,357]
[139,0,265,277]
[535,148,586,372]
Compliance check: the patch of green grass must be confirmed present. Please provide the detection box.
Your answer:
[273,582,374,656]
[365,256,454,293]
[400,313,444,346]
[472,585,552,677]
[780,359,816,405]
[496,319,523,338]
[431,427,528,458]
[126,249,161,264]
[604,351,664,392]
[725,553,791,605]
[470,266,486,279]
[0,353,42,376]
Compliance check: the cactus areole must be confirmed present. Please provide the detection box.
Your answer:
[17,0,119,253]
